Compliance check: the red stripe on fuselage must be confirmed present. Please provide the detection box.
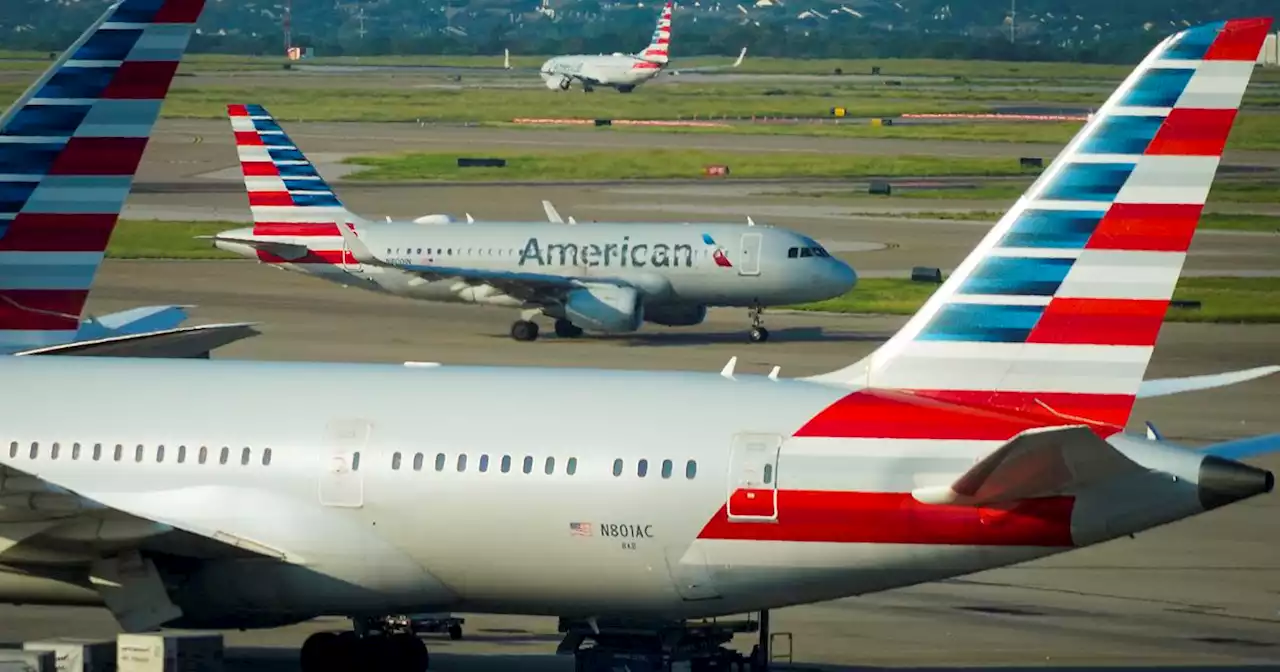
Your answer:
[697,490,1075,547]
[0,213,118,252]
[1085,203,1204,252]
[0,289,88,331]
[792,388,1128,441]
[1027,298,1168,347]
[1202,18,1274,61]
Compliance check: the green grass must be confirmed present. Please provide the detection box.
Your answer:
[342,150,1044,182]
[791,277,1280,323]
[106,220,239,259]
[799,179,1280,205]
[850,210,1280,232]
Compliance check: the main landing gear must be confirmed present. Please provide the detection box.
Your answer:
[560,612,777,671]
[555,318,584,338]
[748,303,769,343]
[510,316,585,341]
[299,618,428,672]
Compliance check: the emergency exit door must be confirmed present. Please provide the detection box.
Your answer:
[738,233,762,276]
[726,432,781,521]
[318,418,370,508]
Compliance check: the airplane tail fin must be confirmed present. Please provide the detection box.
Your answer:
[227,103,365,237]
[804,18,1273,433]
[0,0,208,354]
[637,1,673,65]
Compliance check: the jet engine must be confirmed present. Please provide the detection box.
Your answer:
[545,76,571,90]
[562,285,644,333]
[644,304,707,327]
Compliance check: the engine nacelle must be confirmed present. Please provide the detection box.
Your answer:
[644,303,707,327]
[563,285,644,333]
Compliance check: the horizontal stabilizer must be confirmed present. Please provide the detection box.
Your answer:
[913,425,1147,507]
[1137,366,1280,399]
[1203,433,1280,461]
[15,323,260,359]
[201,235,313,261]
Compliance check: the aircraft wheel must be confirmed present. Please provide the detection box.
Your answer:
[448,623,463,640]
[749,327,769,343]
[554,319,584,338]
[511,320,540,342]
[299,632,341,672]
[387,633,430,671]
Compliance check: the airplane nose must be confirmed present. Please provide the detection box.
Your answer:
[828,260,857,295]
[1198,455,1274,511]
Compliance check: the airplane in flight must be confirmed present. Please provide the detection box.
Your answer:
[532,1,747,93]
[0,0,256,359]
[1,16,1278,672]
[208,105,856,343]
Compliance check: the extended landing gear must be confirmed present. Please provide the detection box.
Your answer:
[555,318,584,338]
[617,85,636,93]
[560,613,774,671]
[510,320,540,342]
[583,83,596,93]
[300,629,428,672]
[748,304,770,343]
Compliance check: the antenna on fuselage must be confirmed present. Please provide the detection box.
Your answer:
[747,216,756,227]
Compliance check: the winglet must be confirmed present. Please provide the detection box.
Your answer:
[768,366,780,380]
[466,213,475,223]
[720,356,738,379]
[1145,421,1164,442]
[543,200,565,224]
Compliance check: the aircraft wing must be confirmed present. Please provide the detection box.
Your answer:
[1136,365,1280,399]
[14,323,260,358]
[911,425,1148,507]
[667,48,747,75]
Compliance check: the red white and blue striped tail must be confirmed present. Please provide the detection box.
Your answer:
[0,0,209,354]
[228,103,364,238]
[806,18,1274,431]
[637,1,673,65]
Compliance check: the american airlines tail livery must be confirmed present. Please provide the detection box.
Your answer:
[537,1,746,93]
[2,11,1280,672]
[0,0,257,359]
[210,106,855,343]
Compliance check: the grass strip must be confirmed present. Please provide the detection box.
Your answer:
[106,220,240,259]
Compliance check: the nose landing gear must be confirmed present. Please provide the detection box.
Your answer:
[748,304,769,343]
[300,624,429,672]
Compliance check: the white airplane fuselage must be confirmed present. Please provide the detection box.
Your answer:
[0,356,1225,629]
[215,222,856,315]
[540,54,663,91]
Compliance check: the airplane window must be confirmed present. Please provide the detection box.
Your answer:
[352,452,362,471]
[413,453,424,471]
[156,445,165,463]
[686,460,697,479]
[661,459,673,479]
[177,446,186,463]
[392,452,403,470]
[135,445,144,463]
[544,457,555,475]
[501,455,512,473]
[435,453,446,471]
[93,443,102,461]
[567,457,577,475]
[787,247,798,259]
[29,442,38,459]
[241,447,251,466]
[479,454,490,472]
[219,447,229,465]
[198,446,208,464]
[637,459,649,478]
[416,248,422,254]
[8,442,15,459]
[799,248,813,258]
[612,459,623,476]
[114,444,123,461]
[51,442,60,460]
[522,456,533,474]
[815,247,830,257]
[262,448,272,466]
[457,454,468,472]
[71,443,81,460]
[763,464,773,484]
[447,248,453,255]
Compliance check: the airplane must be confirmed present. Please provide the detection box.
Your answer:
[533,1,747,93]
[0,0,257,359]
[1,16,1278,672]
[208,105,856,343]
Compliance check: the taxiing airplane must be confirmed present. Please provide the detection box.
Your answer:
[1,16,1279,672]
[534,1,747,93]
[0,0,257,358]
[209,105,855,343]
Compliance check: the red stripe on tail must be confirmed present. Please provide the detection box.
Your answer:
[0,214,118,252]
[252,222,341,237]
[1085,203,1204,252]
[1203,18,1274,61]
[49,137,150,176]
[1027,298,1168,347]
[101,61,181,100]
[0,289,88,331]
[1146,108,1237,157]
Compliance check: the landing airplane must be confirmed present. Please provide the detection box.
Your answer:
[2,15,1279,672]
[0,0,257,358]
[534,1,747,93]
[209,105,855,343]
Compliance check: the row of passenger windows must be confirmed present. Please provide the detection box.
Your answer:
[8,441,272,466]
[613,458,698,480]
[393,451,577,475]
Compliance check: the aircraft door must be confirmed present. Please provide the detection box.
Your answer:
[318,418,371,508]
[738,233,762,276]
[726,432,781,521]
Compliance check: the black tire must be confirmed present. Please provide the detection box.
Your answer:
[448,623,463,640]
[387,633,430,671]
[299,632,339,672]
[554,319,583,338]
[510,320,539,341]
[749,327,769,343]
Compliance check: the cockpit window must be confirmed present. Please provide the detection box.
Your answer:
[799,248,814,258]
[788,245,830,259]
[787,247,799,258]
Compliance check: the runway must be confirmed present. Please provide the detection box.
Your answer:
[0,259,1276,670]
